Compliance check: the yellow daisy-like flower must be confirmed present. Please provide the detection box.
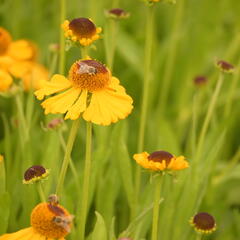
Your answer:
[62,18,102,46]
[0,202,73,240]
[133,150,189,171]
[190,212,216,234]
[0,69,13,92]
[35,59,133,126]
[23,165,49,184]
[9,62,49,90]
[0,27,12,55]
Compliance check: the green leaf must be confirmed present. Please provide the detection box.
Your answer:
[89,212,108,240]
[0,192,11,234]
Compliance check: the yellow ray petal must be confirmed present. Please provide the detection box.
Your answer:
[0,227,32,240]
[83,85,133,125]
[65,89,88,120]
[41,87,81,115]
[7,40,36,61]
[35,74,72,100]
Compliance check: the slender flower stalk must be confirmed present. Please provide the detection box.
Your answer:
[195,73,224,163]
[78,122,92,240]
[15,93,29,143]
[36,182,46,202]
[105,19,118,71]
[58,130,81,192]
[55,119,80,196]
[59,0,66,74]
[135,4,155,213]
[151,174,163,240]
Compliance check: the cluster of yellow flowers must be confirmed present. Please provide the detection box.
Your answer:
[0,14,193,240]
[0,27,48,92]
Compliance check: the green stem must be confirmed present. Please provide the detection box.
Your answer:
[135,5,155,217]
[55,119,80,196]
[195,73,224,163]
[58,130,81,193]
[158,0,185,114]
[81,47,88,59]
[105,19,118,71]
[59,0,66,74]
[37,182,46,202]
[15,92,29,143]
[79,122,92,240]
[151,174,163,240]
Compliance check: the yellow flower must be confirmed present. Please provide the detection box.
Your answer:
[133,150,189,171]
[0,202,73,240]
[0,27,12,55]
[62,18,102,46]
[23,165,49,184]
[0,155,3,163]
[7,40,37,61]
[35,59,133,125]
[10,62,49,90]
[190,212,216,234]
[0,69,13,92]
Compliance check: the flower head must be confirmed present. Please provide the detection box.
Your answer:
[0,27,12,55]
[216,60,234,73]
[194,75,208,87]
[190,212,216,234]
[105,8,130,19]
[23,165,49,184]
[133,150,189,172]
[0,201,73,240]
[0,155,3,163]
[62,18,102,46]
[35,59,133,126]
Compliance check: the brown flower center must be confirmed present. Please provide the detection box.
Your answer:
[24,165,46,181]
[193,212,215,230]
[69,60,110,91]
[217,60,234,72]
[69,18,97,38]
[109,8,126,16]
[148,151,174,165]
[31,203,72,238]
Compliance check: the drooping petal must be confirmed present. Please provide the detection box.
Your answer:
[34,74,72,100]
[0,227,33,240]
[41,87,81,114]
[65,89,88,120]
[83,77,133,125]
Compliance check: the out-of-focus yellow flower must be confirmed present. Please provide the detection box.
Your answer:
[190,212,216,234]
[35,59,133,125]
[0,155,3,163]
[17,62,49,90]
[133,150,189,171]
[7,40,37,61]
[62,18,102,46]
[0,69,13,92]
[0,27,49,92]
[0,201,73,240]
[0,27,12,55]
[23,165,49,184]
